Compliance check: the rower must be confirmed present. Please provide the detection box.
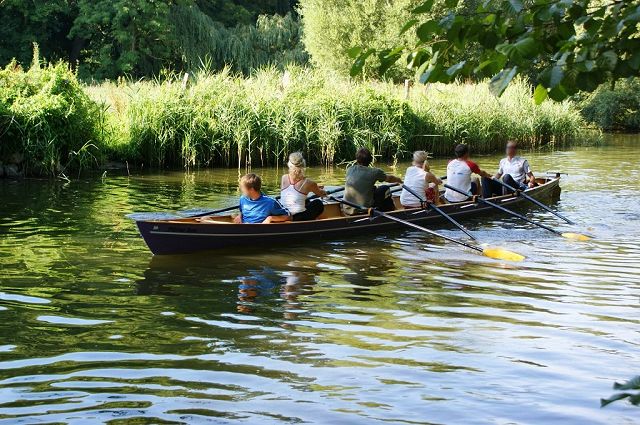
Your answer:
[400,150,442,208]
[342,147,403,215]
[280,152,327,221]
[234,173,290,224]
[444,144,492,203]
[482,140,536,197]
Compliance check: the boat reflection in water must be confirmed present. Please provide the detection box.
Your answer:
[137,254,324,322]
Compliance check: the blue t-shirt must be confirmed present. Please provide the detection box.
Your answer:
[239,194,289,223]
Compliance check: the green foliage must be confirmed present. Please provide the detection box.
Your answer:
[0,0,302,80]
[172,6,307,74]
[352,0,640,101]
[602,376,640,407]
[0,56,103,175]
[0,0,76,66]
[299,0,422,79]
[70,0,178,79]
[579,78,640,131]
[91,67,591,170]
[194,0,298,26]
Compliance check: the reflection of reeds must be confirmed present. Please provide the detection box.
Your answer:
[2,59,595,175]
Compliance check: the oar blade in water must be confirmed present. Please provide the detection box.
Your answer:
[482,247,525,262]
[561,232,591,241]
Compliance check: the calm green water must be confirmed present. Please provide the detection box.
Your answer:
[1,135,639,424]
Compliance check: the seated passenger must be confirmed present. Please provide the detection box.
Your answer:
[280,152,327,221]
[482,140,536,197]
[444,143,492,203]
[400,150,442,208]
[234,173,290,224]
[343,147,403,214]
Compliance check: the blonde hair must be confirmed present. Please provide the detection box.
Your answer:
[240,173,262,191]
[287,152,306,182]
[413,150,429,167]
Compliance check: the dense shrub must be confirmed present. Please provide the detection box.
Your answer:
[579,79,640,132]
[0,57,103,175]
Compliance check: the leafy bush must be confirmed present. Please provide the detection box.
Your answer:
[0,54,103,175]
[579,79,640,132]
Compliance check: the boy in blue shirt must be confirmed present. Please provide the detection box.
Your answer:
[234,173,291,224]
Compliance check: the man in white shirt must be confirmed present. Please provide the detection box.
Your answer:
[482,141,536,197]
[444,144,493,203]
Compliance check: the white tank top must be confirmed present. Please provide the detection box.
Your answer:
[400,166,427,206]
[280,176,308,214]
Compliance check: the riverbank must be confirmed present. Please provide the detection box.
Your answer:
[1,61,597,177]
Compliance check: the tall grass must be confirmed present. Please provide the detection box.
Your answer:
[3,61,594,175]
[92,67,593,169]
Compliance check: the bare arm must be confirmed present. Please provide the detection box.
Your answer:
[305,180,327,197]
[477,169,493,179]
[425,172,442,185]
[526,171,536,187]
[385,174,403,184]
[262,215,291,224]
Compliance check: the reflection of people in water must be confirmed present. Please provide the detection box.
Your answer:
[237,267,282,314]
[236,267,318,321]
[280,271,317,321]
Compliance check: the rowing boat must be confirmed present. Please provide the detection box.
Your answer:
[134,176,561,255]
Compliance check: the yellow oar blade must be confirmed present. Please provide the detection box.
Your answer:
[482,247,525,262]
[561,232,591,241]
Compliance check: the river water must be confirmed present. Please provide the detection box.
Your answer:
[1,135,639,424]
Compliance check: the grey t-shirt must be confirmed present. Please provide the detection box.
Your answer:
[343,164,387,214]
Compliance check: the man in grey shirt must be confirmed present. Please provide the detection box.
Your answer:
[343,148,403,214]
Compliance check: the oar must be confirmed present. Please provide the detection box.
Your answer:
[186,204,240,218]
[491,177,576,225]
[443,184,590,241]
[127,186,346,221]
[329,196,524,262]
[401,184,477,241]
[189,186,346,218]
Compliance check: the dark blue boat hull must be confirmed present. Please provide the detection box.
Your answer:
[136,178,560,255]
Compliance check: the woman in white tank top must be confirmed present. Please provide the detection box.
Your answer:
[400,151,442,208]
[280,152,327,221]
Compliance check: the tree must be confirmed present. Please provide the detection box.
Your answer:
[351,0,640,102]
[195,0,298,26]
[299,0,422,79]
[0,0,301,80]
[0,0,76,66]
[69,0,178,79]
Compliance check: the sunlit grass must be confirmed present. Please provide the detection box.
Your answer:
[93,67,595,169]
[2,59,596,175]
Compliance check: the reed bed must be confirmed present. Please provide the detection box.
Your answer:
[3,63,595,175]
[94,67,593,169]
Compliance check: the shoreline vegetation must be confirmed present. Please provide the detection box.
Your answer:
[1,57,598,178]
